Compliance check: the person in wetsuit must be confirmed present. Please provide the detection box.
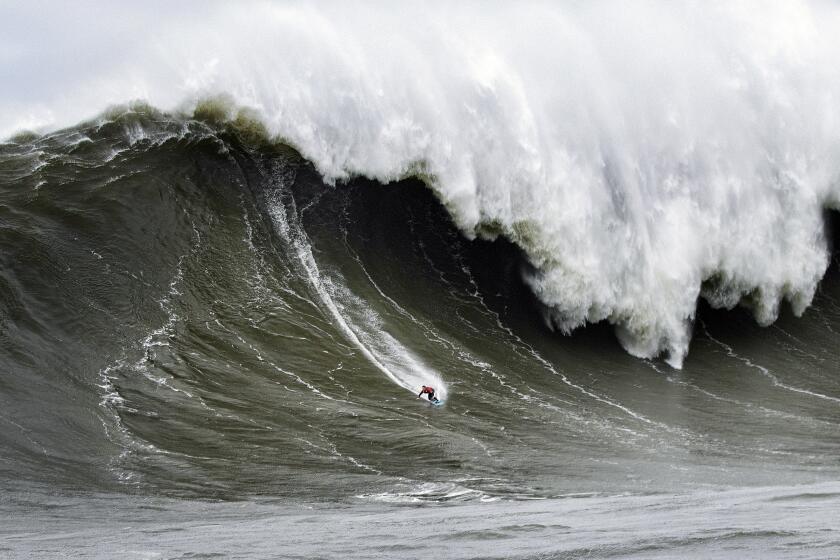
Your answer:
[418,385,437,402]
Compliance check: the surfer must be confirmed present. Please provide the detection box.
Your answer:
[418,385,438,403]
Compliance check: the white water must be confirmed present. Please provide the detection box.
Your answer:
[4,0,840,366]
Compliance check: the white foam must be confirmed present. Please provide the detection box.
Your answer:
[5,1,840,366]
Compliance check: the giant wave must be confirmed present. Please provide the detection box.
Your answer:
[3,0,840,366]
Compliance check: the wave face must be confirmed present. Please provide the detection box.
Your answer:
[4,2,840,364]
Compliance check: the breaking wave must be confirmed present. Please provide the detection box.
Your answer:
[4,0,840,365]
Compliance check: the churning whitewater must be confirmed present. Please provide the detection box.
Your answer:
[4,1,840,365]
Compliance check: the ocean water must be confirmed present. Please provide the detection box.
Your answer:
[2,2,840,558]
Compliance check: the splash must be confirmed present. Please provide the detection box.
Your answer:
[4,1,840,366]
